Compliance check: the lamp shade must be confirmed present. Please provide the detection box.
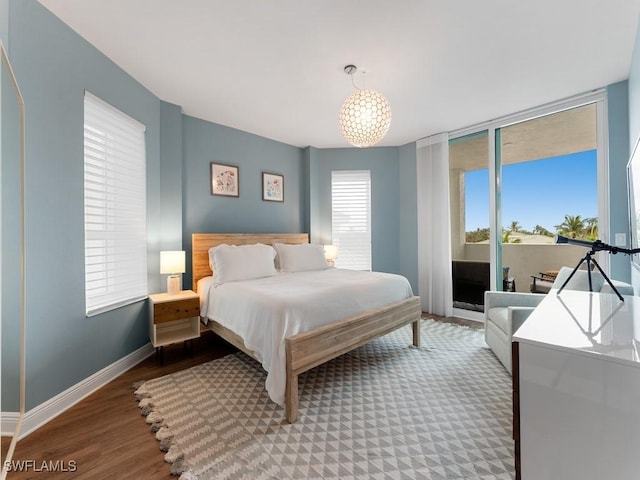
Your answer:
[338,88,391,147]
[324,244,338,261]
[160,251,185,274]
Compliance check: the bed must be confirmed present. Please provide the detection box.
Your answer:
[192,233,422,423]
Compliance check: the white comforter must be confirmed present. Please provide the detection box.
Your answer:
[198,268,414,405]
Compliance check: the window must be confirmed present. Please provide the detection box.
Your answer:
[331,170,371,270]
[84,92,147,316]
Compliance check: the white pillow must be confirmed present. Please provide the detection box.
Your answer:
[274,243,329,272]
[208,243,277,284]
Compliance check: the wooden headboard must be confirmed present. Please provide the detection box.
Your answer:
[192,233,309,291]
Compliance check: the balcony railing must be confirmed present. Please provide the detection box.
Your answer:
[459,242,590,295]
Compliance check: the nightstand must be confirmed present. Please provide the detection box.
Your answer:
[148,290,200,365]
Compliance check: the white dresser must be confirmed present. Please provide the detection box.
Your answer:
[512,290,640,480]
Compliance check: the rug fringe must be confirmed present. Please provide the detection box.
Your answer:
[145,411,164,424]
[151,422,164,433]
[156,426,173,440]
[159,437,173,452]
[164,444,183,463]
[135,381,193,478]
[134,382,151,402]
[170,454,190,476]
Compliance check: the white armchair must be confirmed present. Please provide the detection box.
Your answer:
[484,291,544,373]
[485,266,635,374]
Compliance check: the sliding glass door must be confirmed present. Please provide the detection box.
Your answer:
[497,103,599,296]
[449,131,493,316]
[448,93,607,320]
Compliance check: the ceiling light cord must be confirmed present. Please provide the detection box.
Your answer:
[344,64,363,90]
[351,73,360,90]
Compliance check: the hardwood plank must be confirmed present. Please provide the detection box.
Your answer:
[2,436,11,462]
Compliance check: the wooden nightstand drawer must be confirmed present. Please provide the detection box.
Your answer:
[148,290,201,363]
[153,297,199,324]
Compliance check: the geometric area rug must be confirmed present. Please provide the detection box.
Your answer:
[134,319,514,480]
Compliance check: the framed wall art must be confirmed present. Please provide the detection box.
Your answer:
[211,162,239,197]
[262,172,284,202]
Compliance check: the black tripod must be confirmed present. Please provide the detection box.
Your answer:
[557,246,624,301]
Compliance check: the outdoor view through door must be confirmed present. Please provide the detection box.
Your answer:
[450,103,598,314]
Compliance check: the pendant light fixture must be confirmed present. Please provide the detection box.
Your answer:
[338,65,391,148]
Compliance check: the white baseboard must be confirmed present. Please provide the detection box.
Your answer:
[1,411,19,436]
[19,342,154,439]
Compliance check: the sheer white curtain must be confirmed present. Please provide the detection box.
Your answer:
[416,133,453,316]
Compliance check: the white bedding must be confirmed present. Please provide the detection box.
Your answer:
[198,269,414,405]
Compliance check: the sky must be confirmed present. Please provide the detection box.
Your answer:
[465,150,598,233]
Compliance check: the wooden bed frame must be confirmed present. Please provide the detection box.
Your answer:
[192,233,422,423]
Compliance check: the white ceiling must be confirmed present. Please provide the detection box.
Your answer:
[37,0,640,148]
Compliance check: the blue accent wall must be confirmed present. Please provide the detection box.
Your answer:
[398,142,418,292]
[1,0,8,49]
[607,81,631,283]
[160,101,184,251]
[1,34,22,411]
[307,147,401,275]
[181,115,304,288]
[10,0,165,409]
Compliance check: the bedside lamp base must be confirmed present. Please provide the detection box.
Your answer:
[166,275,181,295]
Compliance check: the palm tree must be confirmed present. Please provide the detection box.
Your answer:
[533,224,553,237]
[554,215,585,239]
[502,230,521,243]
[510,220,521,232]
[584,217,598,240]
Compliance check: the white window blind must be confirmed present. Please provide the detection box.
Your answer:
[84,91,147,316]
[331,170,371,270]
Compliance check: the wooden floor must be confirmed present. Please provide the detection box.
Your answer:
[2,314,481,479]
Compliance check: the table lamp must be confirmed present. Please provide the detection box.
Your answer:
[160,250,185,295]
[324,244,338,267]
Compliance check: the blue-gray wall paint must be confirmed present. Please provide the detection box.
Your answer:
[1,44,22,411]
[181,115,304,288]
[398,142,418,293]
[1,0,8,49]
[303,146,321,243]
[308,147,401,275]
[607,81,631,283]
[629,11,640,289]
[11,0,164,409]
[160,101,184,251]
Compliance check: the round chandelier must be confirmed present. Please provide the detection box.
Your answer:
[338,65,391,148]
